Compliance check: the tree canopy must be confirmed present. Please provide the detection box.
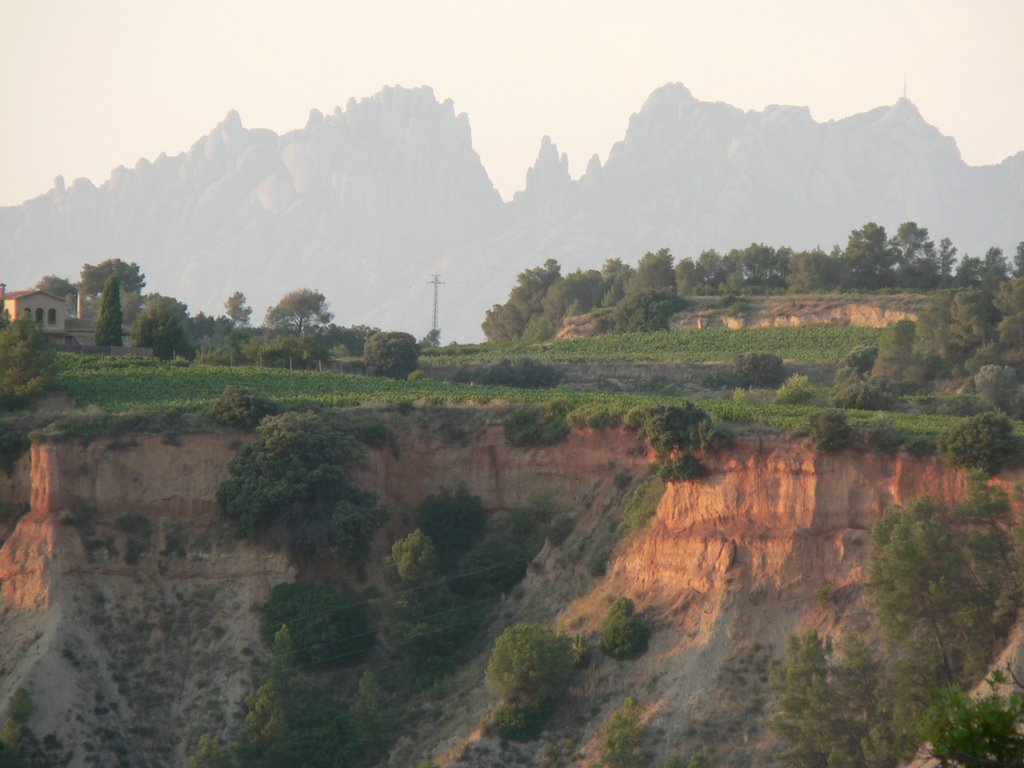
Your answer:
[131,301,191,360]
[216,411,385,559]
[264,289,333,335]
[363,332,419,378]
[79,259,146,297]
[486,623,575,703]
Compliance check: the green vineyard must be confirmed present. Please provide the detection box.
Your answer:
[421,326,885,365]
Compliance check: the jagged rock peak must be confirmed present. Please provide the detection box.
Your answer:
[305,108,324,129]
[219,109,244,139]
[514,135,572,206]
[527,136,570,184]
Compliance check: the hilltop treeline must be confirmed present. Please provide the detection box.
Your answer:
[483,221,1024,341]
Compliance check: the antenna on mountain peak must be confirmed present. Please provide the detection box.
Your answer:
[903,76,908,100]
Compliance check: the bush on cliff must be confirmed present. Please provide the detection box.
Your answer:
[937,412,1018,475]
[217,411,385,559]
[205,385,277,429]
[600,597,650,660]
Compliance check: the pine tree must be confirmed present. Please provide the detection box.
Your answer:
[94,275,123,346]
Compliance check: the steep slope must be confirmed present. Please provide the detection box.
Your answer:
[1,416,1021,767]
[1,85,1021,342]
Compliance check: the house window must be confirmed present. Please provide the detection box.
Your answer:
[22,308,30,318]
[48,308,57,325]
[35,308,43,323]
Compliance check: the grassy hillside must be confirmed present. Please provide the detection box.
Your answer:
[49,353,1023,443]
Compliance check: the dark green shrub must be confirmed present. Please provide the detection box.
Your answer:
[453,357,562,388]
[205,385,277,429]
[734,353,786,389]
[417,485,487,571]
[489,699,555,741]
[932,394,986,417]
[217,411,386,559]
[854,416,903,452]
[628,403,722,457]
[505,400,572,446]
[829,376,896,410]
[837,345,879,379]
[659,453,706,482]
[589,541,614,577]
[808,411,852,451]
[363,332,419,378]
[938,412,1018,474]
[486,623,575,703]
[7,688,32,723]
[613,290,685,332]
[455,536,530,598]
[600,597,650,660]
[263,583,372,667]
[571,634,591,669]
[352,419,389,449]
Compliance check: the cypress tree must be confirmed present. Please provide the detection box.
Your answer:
[94,276,123,346]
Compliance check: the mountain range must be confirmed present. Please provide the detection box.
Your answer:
[2,83,1021,341]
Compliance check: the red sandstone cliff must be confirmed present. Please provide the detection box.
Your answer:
[0,421,1019,767]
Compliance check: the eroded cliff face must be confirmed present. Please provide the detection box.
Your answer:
[0,435,295,767]
[0,420,1016,768]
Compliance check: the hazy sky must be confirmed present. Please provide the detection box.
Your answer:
[2,0,1023,207]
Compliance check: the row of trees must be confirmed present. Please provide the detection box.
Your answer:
[35,259,424,371]
[483,223,1024,341]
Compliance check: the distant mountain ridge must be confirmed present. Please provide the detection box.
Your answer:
[2,84,1021,341]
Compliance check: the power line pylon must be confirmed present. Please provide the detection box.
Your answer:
[428,273,444,334]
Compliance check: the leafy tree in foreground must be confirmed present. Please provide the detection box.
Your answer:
[870,488,1013,686]
[217,411,385,559]
[0,316,56,409]
[94,275,123,346]
[768,632,876,768]
[363,331,419,378]
[486,623,574,704]
[919,676,1024,768]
